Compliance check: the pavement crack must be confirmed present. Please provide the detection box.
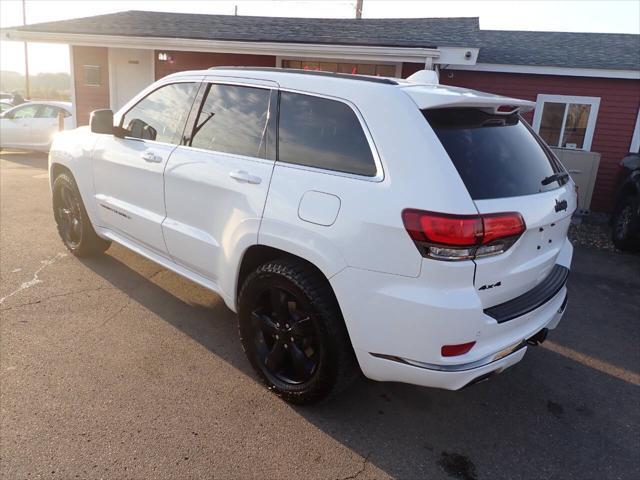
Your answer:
[338,453,370,480]
[0,252,67,305]
[95,296,132,331]
[147,269,165,281]
[0,286,115,312]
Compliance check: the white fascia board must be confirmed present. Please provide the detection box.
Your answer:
[448,62,640,80]
[436,47,479,66]
[1,29,446,63]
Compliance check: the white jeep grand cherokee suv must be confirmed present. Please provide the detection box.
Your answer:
[49,68,575,404]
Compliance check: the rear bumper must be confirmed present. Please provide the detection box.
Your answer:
[330,238,572,390]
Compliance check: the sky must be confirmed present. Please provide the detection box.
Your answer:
[1,0,639,74]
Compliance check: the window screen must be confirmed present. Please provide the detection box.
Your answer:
[121,82,196,144]
[539,101,592,149]
[282,59,396,77]
[278,92,376,176]
[83,65,101,86]
[424,108,564,200]
[189,83,271,158]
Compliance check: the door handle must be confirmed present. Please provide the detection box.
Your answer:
[229,170,262,185]
[141,150,163,163]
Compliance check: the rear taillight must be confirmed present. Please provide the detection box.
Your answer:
[402,210,525,261]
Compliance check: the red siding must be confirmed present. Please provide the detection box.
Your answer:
[402,62,424,79]
[402,63,640,211]
[154,51,276,79]
[72,46,110,126]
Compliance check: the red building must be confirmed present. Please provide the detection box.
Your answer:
[3,11,639,211]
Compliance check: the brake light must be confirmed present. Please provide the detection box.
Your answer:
[402,210,525,261]
[482,213,526,244]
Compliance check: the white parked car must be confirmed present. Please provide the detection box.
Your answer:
[48,68,576,404]
[1,101,74,152]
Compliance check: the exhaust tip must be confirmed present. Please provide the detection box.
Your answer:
[526,328,548,346]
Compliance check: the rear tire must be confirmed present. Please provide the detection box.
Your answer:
[52,172,111,256]
[238,259,359,404]
[611,195,640,251]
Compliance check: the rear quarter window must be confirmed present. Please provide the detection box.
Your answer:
[424,108,565,200]
[278,92,377,177]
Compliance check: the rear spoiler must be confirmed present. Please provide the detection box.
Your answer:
[401,85,536,114]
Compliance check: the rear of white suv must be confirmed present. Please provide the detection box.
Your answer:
[330,83,575,392]
[48,69,575,404]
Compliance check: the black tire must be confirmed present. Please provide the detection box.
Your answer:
[611,195,640,251]
[52,172,111,256]
[238,259,359,404]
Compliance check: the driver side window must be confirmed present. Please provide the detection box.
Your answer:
[121,82,196,144]
[12,105,39,120]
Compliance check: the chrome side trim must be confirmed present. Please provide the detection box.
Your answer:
[370,341,527,372]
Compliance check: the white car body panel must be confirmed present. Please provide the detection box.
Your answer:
[163,146,276,283]
[1,101,74,151]
[92,135,176,256]
[473,185,576,307]
[47,68,576,391]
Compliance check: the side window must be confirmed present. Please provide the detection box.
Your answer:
[36,105,60,118]
[121,82,196,144]
[278,92,377,177]
[11,105,40,119]
[189,83,271,158]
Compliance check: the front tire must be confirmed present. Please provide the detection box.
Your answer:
[52,172,111,256]
[611,195,640,251]
[238,259,358,404]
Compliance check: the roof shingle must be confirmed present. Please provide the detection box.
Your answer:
[11,10,481,48]
[7,11,640,71]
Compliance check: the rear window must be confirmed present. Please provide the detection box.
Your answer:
[424,108,564,200]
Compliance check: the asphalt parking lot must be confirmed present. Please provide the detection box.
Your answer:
[1,151,639,480]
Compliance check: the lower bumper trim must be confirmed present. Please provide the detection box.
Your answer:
[370,341,526,373]
[484,264,569,324]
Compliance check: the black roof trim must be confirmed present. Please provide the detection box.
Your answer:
[207,67,399,85]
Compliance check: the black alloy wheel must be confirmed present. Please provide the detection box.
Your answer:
[250,286,321,385]
[52,173,111,256]
[238,260,359,404]
[55,181,83,250]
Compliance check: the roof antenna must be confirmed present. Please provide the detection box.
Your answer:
[234,5,238,15]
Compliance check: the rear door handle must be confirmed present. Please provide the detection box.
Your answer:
[141,150,163,163]
[229,170,262,185]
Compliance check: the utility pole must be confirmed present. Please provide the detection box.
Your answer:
[355,0,363,19]
[22,0,30,99]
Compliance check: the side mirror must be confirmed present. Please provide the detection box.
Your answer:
[90,109,114,134]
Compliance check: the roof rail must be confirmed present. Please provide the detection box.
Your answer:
[207,66,399,85]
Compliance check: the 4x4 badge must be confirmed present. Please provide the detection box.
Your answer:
[479,281,501,290]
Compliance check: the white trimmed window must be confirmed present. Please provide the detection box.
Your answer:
[532,94,600,151]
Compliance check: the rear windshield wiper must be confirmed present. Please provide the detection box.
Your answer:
[541,171,569,186]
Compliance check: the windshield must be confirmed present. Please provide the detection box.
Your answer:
[424,108,566,200]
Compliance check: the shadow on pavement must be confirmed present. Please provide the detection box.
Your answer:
[79,246,640,480]
[0,150,48,169]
